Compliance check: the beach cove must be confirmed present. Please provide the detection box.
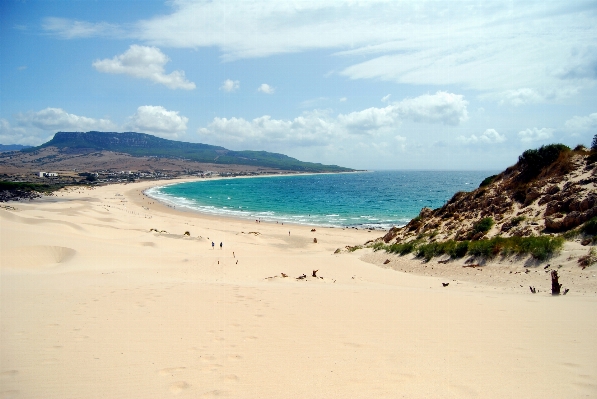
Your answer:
[1,178,596,398]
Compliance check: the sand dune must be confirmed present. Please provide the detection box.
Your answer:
[1,179,596,398]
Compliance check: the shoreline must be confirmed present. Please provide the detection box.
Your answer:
[1,179,596,398]
[141,171,402,231]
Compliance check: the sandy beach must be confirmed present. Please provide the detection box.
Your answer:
[1,179,596,398]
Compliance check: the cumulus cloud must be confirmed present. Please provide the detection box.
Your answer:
[15,108,116,131]
[0,119,47,146]
[458,129,506,144]
[198,110,337,148]
[518,127,554,143]
[257,83,275,94]
[198,91,467,147]
[394,92,468,126]
[93,45,196,90]
[565,112,597,131]
[124,106,188,139]
[220,79,240,92]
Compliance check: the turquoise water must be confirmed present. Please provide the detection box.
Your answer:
[147,171,495,229]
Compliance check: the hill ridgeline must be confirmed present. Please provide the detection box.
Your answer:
[29,131,353,173]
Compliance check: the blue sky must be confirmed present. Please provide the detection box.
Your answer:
[1,0,596,170]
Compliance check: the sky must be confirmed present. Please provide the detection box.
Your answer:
[1,0,596,170]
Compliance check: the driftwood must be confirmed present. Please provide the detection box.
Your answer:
[463,264,481,268]
[312,270,318,277]
[442,283,449,287]
[281,273,288,278]
[313,238,318,243]
[383,259,391,264]
[438,259,449,264]
[551,270,562,295]
[296,274,307,280]
[529,286,536,294]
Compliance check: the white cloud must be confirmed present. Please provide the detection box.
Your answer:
[198,91,467,147]
[458,129,506,144]
[339,97,347,102]
[198,110,337,148]
[565,112,597,131]
[93,45,196,90]
[220,79,239,92]
[394,92,468,126]
[0,119,48,146]
[381,94,391,103]
[518,127,554,143]
[257,83,275,94]
[43,17,123,39]
[15,108,116,131]
[338,91,468,133]
[124,106,188,139]
[45,3,596,101]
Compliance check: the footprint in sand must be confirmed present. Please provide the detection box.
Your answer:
[0,370,18,378]
[201,390,229,397]
[221,374,239,382]
[169,381,190,394]
[158,367,186,376]
[0,389,20,399]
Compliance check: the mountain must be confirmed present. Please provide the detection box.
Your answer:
[27,131,353,173]
[380,144,597,245]
[0,144,32,152]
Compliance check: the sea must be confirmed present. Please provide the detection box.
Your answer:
[146,170,496,230]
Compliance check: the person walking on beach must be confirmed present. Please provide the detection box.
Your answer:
[212,241,215,249]
[220,242,223,249]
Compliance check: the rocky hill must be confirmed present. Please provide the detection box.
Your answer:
[25,131,353,173]
[380,144,597,245]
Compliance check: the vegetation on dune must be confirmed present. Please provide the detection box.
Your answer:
[479,174,497,188]
[472,217,494,235]
[516,143,571,182]
[0,181,62,193]
[581,217,597,236]
[372,235,565,262]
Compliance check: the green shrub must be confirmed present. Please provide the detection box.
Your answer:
[581,217,597,236]
[387,240,420,255]
[371,242,386,251]
[479,175,497,187]
[472,217,494,235]
[510,216,526,226]
[374,235,563,261]
[517,144,570,181]
[0,181,57,193]
[450,241,469,258]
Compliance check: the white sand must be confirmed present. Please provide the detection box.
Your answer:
[1,179,596,398]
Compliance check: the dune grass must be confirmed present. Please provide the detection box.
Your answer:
[372,235,565,262]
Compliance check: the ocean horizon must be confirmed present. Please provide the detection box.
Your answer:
[146,170,497,230]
